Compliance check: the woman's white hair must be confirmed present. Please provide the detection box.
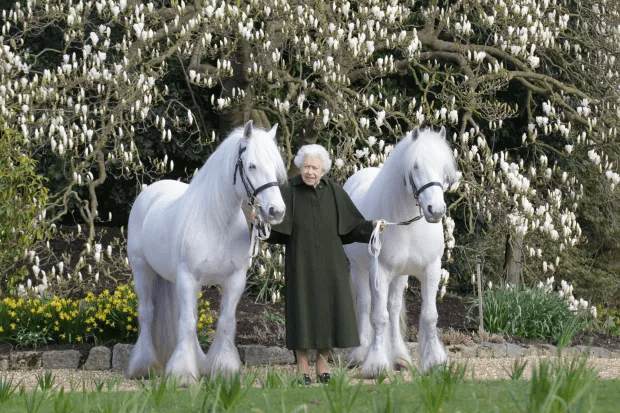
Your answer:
[294,144,332,173]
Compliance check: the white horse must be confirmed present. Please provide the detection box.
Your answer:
[343,126,459,378]
[126,120,287,386]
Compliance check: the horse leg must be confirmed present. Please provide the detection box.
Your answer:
[126,256,162,379]
[347,264,372,367]
[360,259,391,378]
[388,275,412,369]
[203,269,245,377]
[418,260,448,372]
[165,265,201,386]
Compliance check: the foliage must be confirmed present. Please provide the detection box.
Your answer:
[0,364,617,412]
[467,283,588,342]
[0,375,19,403]
[0,123,49,293]
[260,368,286,390]
[413,364,467,413]
[35,371,56,392]
[596,307,620,336]
[204,373,251,412]
[321,366,363,413]
[505,358,529,381]
[1,0,620,306]
[512,358,598,413]
[246,244,285,303]
[0,284,214,346]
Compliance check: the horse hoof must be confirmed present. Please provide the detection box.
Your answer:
[393,359,410,371]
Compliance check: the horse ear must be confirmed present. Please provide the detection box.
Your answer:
[410,126,420,141]
[268,123,278,144]
[243,120,253,142]
[439,126,447,140]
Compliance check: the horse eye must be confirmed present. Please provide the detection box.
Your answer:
[248,164,257,170]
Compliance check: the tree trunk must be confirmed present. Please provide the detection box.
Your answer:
[218,40,254,135]
[504,233,523,286]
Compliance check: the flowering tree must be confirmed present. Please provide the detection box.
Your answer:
[1,0,620,300]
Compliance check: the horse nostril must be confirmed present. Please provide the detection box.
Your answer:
[427,205,433,215]
[269,206,276,217]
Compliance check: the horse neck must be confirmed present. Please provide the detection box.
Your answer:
[181,146,244,232]
[370,164,420,222]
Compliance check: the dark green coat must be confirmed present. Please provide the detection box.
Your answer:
[267,175,374,350]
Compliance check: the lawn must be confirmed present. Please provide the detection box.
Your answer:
[1,361,619,413]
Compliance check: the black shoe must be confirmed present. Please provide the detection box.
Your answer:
[318,373,330,384]
[300,374,311,385]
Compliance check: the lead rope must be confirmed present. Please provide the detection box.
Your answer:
[248,203,272,266]
[368,220,389,291]
[368,203,424,290]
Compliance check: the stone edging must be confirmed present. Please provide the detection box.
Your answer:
[1,342,618,373]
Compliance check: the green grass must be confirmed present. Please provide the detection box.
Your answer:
[0,381,618,413]
[0,374,619,412]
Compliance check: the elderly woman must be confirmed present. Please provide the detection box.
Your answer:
[266,144,385,385]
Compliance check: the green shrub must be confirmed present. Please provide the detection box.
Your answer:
[0,123,49,293]
[467,284,588,342]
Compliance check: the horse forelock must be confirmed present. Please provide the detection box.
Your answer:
[404,128,456,181]
[369,128,457,199]
[243,128,287,183]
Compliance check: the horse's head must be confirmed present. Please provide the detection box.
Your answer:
[235,120,287,224]
[405,126,458,223]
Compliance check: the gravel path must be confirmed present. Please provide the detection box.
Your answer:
[3,356,620,392]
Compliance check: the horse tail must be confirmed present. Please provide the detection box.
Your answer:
[151,274,179,365]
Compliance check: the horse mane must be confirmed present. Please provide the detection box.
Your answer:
[370,127,457,200]
[176,126,287,257]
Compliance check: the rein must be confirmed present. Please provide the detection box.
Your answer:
[233,145,280,263]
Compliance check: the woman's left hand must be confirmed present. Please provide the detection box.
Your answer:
[374,219,388,232]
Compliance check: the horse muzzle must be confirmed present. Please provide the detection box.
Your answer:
[423,203,446,223]
[261,205,285,224]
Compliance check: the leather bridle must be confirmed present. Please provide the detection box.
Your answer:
[233,146,279,206]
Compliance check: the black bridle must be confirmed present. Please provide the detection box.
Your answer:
[233,146,279,206]
[396,173,443,225]
[409,173,444,199]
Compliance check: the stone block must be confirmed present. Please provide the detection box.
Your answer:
[10,351,42,370]
[112,344,134,371]
[476,342,507,358]
[238,345,294,365]
[446,345,477,359]
[42,350,80,370]
[83,346,111,370]
[0,354,9,371]
[558,347,581,359]
[525,344,556,357]
[573,345,612,358]
[505,343,527,358]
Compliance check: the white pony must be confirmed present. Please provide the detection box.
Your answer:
[343,126,459,377]
[126,120,287,386]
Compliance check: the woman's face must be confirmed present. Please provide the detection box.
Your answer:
[301,155,323,187]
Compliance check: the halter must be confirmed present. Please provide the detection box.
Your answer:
[388,173,444,226]
[233,146,279,206]
[233,145,280,264]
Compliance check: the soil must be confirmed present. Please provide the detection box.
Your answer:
[3,225,620,356]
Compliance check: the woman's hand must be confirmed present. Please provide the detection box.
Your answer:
[373,219,388,232]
